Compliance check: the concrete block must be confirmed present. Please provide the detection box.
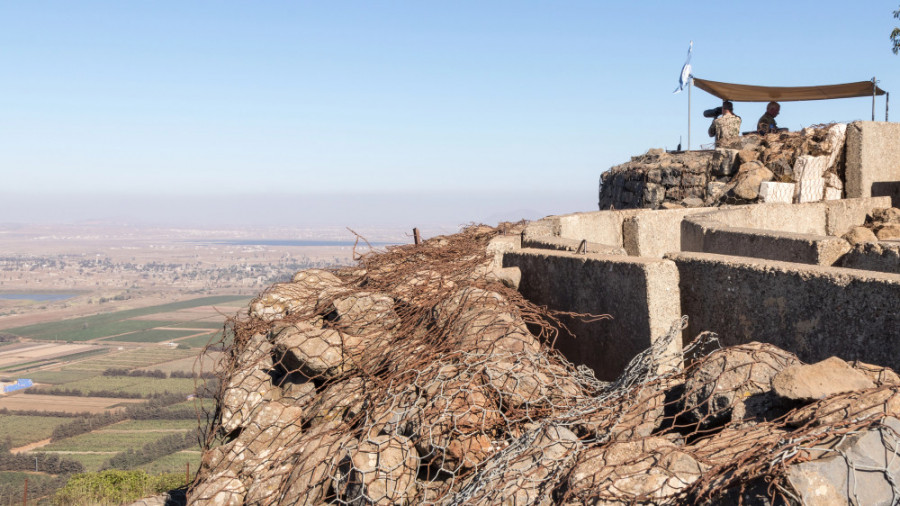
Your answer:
[504,249,681,380]
[845,121,900,207]
[669,252,900,368]
[794,155,828,181]
[798,179,825,203]
[824,187,842,201]
[823,196,892,236]
[759,182,795,204]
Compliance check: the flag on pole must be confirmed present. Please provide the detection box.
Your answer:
[673,41,693,94]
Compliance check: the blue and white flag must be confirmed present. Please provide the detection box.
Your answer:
[673,41,693,94]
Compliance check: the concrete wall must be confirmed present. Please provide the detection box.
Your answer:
[846,121,900,207]
[670,251,900,369]
[504,248,681,380]
[682,216,850,265]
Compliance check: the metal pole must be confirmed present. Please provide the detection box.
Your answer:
[887,92,890,121]
[413,228,421,245]
[872,77,877,121]
[23,478,27,506]
[688,80,692,150]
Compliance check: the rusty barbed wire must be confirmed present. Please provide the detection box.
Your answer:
[188,222,900,505]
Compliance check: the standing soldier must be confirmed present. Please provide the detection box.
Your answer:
[708,101,742,148]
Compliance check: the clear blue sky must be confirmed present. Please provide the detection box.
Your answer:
[1,1,898,226]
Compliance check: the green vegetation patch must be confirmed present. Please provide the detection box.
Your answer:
[27,369,101,385]
[138,450,202,475]
[50,376,197,397]
[0,414,72,447]
[53,469,186,505]
[102,328,201,343]
[48,452,112,473]
[43,430,190,453]
[108,419,198,431]
[4,295,248,341]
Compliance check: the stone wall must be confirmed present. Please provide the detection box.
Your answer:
[503,248,681,380]
[599,125,848,210]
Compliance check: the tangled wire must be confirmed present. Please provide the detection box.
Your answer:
[188,223,900,505]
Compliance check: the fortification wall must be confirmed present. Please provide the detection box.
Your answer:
[503,248,680,381]
[505,196,898,378]
[670,251,900,369]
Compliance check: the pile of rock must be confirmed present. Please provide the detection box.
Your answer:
[182,225,900,505]
[599,125,847,210]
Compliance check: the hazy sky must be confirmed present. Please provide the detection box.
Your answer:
[1,2,898,227]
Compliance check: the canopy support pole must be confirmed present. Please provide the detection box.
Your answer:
[688,80,692,150]
[887,92,890,122]
[872,77,877,121]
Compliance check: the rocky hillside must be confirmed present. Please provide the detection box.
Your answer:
[180,224,900,505]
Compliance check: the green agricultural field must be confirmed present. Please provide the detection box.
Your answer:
[43,430,190,453]
[45,452,113,473]
[102,329,202,343]
[0,471,64,502]
[3,296,248,341]
[0,415,72,447]
[180,329,234,349]
[107,419,198,431]
[138,450,202,475]
[27,369,100,385]
[135,352,221,375]
[68,347,198,372]
[171,321,225,330]
[49,376,197,397]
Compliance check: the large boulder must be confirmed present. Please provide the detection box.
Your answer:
[568,437,704,503]
[785,417,900,506]
[271,321,362,379]
[333,434,420,505]
[683,342,801,428]
[249,269,342,321]
[772,356,875,402]
[458,425,581,505]
[731,162,774,200]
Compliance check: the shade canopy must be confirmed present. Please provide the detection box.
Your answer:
[692,77,886,103]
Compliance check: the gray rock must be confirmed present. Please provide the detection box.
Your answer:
[773,356,875,401]
[681,197,705,208]
[643,182,666,207]
[711,148,740,177]
[682,172,707,187]
[786,417,900,506]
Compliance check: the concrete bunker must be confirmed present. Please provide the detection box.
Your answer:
[500,122,900,381]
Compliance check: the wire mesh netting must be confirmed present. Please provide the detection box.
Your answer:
[188,224,900,505]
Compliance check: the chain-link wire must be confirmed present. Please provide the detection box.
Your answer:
[187,222,900,505]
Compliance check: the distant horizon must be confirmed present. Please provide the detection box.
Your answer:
[0,189,589,231]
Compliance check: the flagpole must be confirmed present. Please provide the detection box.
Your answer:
[688,80,691,150]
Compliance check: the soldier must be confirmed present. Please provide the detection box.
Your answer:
[707,101,741,148]
[757,101,782,134]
